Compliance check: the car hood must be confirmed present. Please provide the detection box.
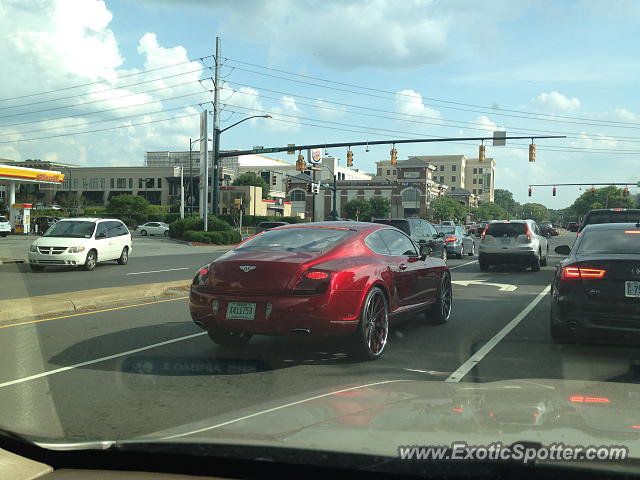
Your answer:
[31,236,91,247]
[131,378,640,458]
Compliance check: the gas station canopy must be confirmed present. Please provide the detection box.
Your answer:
[0,164,65,184]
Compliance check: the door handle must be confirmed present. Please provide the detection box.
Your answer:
[399,264,407,270]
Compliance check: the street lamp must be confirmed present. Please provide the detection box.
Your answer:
[211,115,271,219]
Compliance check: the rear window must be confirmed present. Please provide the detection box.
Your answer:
[372,219,410,235]
[0,216,7,222]
[434,226,455,235]
[485,223,527,237]
[581,210,640,230]
[577,229,640,255]
[237,227,354,252]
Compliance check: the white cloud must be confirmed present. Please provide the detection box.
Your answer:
[530,91,581,112]
[395,89,441,120]
[314,99,346,119]
[474,115,497,132]
[269,96,302,132]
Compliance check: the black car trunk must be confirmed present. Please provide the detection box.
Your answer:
[574,254,640,303]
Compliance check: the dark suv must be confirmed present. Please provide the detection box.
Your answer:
[372,218,448,261]
[579,208,640,233]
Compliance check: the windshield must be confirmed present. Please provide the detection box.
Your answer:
[4,1,640,476]
[0,216,7,223]
[237,227,353,252]
[41,220,96,238]
[577,229,640,255]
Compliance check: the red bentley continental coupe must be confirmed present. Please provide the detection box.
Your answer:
[189,222,452,360]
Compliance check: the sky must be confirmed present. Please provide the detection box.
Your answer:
[1,0,639,209]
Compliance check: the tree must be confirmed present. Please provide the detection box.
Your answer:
[344,198,372,221]
[232,172,270,199]
[520,202,549,223]
[570,186,633,218]
[106,194,151,216]
[473,202,509,221]
[369,196,391,219]
[0,200,7,215]
[494,189,517,214]
[58,192,86,210]
[430,196,467,221]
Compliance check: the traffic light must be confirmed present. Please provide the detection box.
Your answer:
[529,143,536,163]
[624,187,630,197]
[286,178,292,190]
[479,144,485,163]
[313,183,321,194]
[390,146,397,165]
[296,152,306,172]
[346,148,353,167]
[528,187,532,197]
[552,187,556,196]
[271,175,277,186]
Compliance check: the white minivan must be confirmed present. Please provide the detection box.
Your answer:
[28,218,132,272]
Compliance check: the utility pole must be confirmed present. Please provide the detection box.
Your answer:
[179,166,184,219]
[209,36,221,231]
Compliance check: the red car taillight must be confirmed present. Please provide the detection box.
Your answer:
[560,266,606,281]
[444,236,457,242]
[192,265,209,286]
[569,395,610,403]
[293,270,332,294]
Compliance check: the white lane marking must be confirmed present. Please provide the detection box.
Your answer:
[448,260,478,270]
[126,267,190,276]
[160,379,412,440]
[444,285,551,383]
[403,368,450,376]
[0,332,207,389]
[452,279,517,292]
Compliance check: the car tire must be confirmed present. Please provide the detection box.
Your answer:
[430,272,453,324]
[0,233,6,238]
[479,259,490,271]
[140,230,147,236]
[207,328,253,347]
[117,246,129,265]
[531,254,541,272]
[468,242,475,256]
[441,248,447,262]
[30,264,45,272]
[350,287,389,361]
[164,230,169,236]
[458,245,464,259]
[83,250,97,271]
[540,247,549,267]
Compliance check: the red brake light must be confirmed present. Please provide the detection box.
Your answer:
[569,395,610,403]
[625,231,640,234]
[193,265,210,286]
[444,236,457,242]
[561,267,606,281]
[451,408,464,413]
[294,270,332,294]
[305,271,330,280]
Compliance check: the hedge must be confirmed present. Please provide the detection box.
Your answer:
[216,214,304,227]
[169,216,232,238]
[183,229,241,245]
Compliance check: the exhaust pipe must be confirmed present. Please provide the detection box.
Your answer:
[290,328,311,335]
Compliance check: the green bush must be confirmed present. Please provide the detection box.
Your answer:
[181,229,240,244]
[170,217,204,238]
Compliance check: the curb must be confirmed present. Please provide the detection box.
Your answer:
[0,280,191,322]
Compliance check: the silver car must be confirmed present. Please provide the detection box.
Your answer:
[434,225,475,258]
[478,220,549,272]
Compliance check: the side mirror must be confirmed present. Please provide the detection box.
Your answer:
[96,232,107,239]
[419,245,431,260]
[555,245,571,256]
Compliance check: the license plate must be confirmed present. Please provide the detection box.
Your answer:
[226,302,256,320]
[625,281,640,298]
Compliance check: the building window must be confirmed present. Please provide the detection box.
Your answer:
[473,189,477,194]
[73,178,78,189]
[138,178,143,189]
[478,189,483,194]
[129,178,133,189]
[451,176,456,183]
[386,170,390,175]
[110,178,114,189]
[116,178,127,189]
[451,187,456,191]
[402,188,419,202]
[393,170,397,175]
[290,189,305,201]
[472,178,477,184]
[478,178,483,184]
[452,165,457,171]
[377,169,382,176]
[157,178,162,188]
[439,165,445,171]
[473,168,477,174]
[88,178,98,190]
[440,176,445,183]
[479,168,484,173]
[100,178,105,190]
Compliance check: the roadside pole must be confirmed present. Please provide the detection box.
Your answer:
[179,166,184,219]
[209,36,221,231]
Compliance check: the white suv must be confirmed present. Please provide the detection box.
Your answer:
[478,219,549,272]
[28,218,132,272]
[0,215,10,237]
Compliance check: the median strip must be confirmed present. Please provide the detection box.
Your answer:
[0,280,192,322]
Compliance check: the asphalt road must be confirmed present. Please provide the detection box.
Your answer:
[4,233,630,445]
[0,235,229,300]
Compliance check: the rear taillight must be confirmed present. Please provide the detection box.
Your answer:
[193,265,209,285]
[524,224,532,241]
[293,270,332,294]
[560,266,606,281]
[569,395,610,403]
[444,236,457,243]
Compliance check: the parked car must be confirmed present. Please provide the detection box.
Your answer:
[566,222,580,232]
[0,215,10,237]
[256,221,289,233]
[189,222,451,360]
[434,225,475,258]
[578,208,640,233]
[478,220,549,271]
[28,218,132,272]
[135,221,170,236]
[550,223,640,342]
[372,218,448,261]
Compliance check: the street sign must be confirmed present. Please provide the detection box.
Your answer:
[493,130,506,146]
[310,148,322,164]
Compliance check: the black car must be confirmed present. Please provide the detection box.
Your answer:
[579,208,640,233]
[550,223,640,342]
[372,218,448,261]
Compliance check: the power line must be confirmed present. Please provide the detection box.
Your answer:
[0,55,214,103]
[0,67,210,111]
[224,57,640,127]
[0,112,200,144]
[0,79,207,120]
